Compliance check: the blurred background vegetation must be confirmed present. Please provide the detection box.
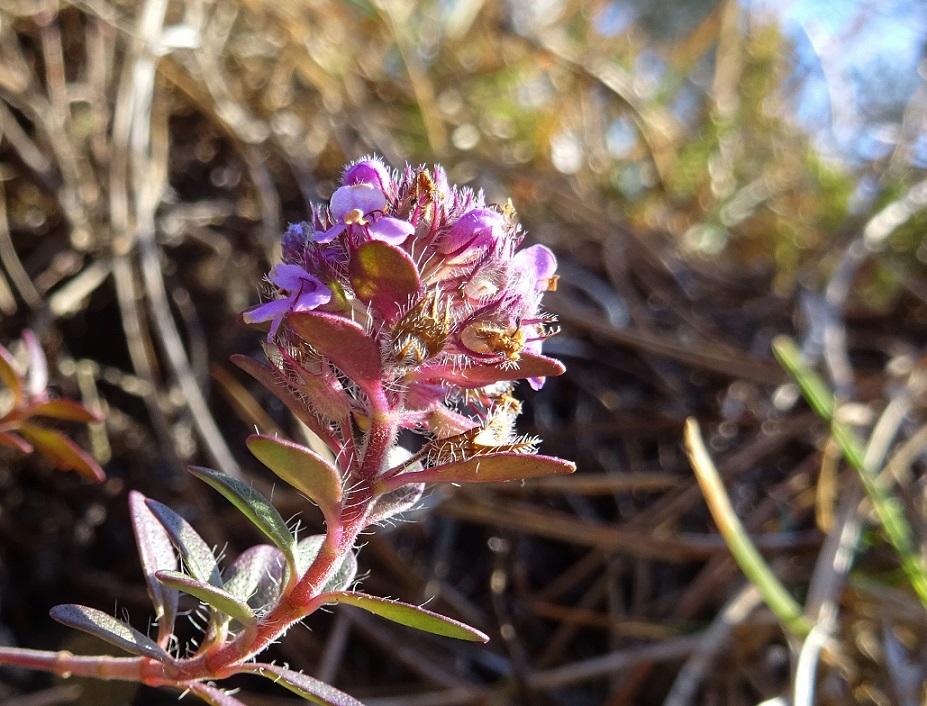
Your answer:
[0,0,926,704]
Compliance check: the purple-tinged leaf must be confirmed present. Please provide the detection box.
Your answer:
[323,592,489,642]
[379,453,576,492]
[287,312,384,400]
[21,330,47,396]
[129,491,179,638]
[144,499,223,588]
[413,352,565,388]
[223,544,286,611]
[31,399,102,423]
[188,466,295,572]
[0,431,31,453]
[348,241,421,324]
[247,435,343,525]
[187,681,250,706]
[231,355,337,446]
[367,483,425,525]
[17,423,105,482]
[277,347,352,423]
[295,535,357,592]
[49,604,169,661]
[239,663,365,706]
[0,343,24,405]
[155,570,255,625]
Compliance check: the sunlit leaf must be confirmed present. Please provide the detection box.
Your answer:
[49,604,168,661]
[128,491,179,637]
[156,570,255,625]
[323,592,488,642]
[349,241,421,324]
[379,453,576,491]
[188,466,295,571]
[288,312,384,401]
[246,435,343,525]
[412,352,565,388]
[239,663,365,706]
[17,423,105,482]
[21,330,47,396]
[144,499,223,588]
[31,399,101,422]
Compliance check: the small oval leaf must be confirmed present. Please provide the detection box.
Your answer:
[50,604,168,661]
[349,241,421,324]
[156,570,255,625]
[129,491,179,637]
[144,499,223,588]
[223,544,287,611]
[287,312,384,401]
[240,663,365,706]
[380,453,576,491]
[324,592,488,642]
[188,466,295,570]
[17,423,105,482]
[247,435,343,525]
[413,352,565,388]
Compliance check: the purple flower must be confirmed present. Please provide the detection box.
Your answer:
[315,183,415,245]
[438,209,503,258]
[244,264,332,340]
[343,158,394,194]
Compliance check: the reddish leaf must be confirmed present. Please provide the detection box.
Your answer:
[0,343,24,405]
[349,241,421,324]
[17,423,105,482]
[287,312,384,402]
[128,491,179,637]
[379,452,576,492]
[232,355,337,445]
[412,352,565,388]
[32,399,102,423]
[0,431,32,453]
[187,682,250,706]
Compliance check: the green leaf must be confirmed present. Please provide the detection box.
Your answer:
[128,491,179,637]
[156,570,255,625]
[323,592,488,642]
[17,422,105,482]
[144,499,223,588]
[379,453,576,492]
[223,544,287,611]
[49,604,169,661]
[295,535,357,592]
[246,435,343,525]
[188,466,296,572]
[288,312,384,401]
[349,240,421,324]
[240,663,365,706]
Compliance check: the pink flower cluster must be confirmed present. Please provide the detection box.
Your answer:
[244,157,562,452]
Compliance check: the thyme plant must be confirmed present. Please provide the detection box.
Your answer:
[0,158,573,705]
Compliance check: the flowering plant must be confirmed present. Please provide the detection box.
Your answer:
[0,158,573,705]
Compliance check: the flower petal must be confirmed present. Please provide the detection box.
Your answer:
[343,158,393,193]
[368,216,415,245]
[330,184,387,222]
